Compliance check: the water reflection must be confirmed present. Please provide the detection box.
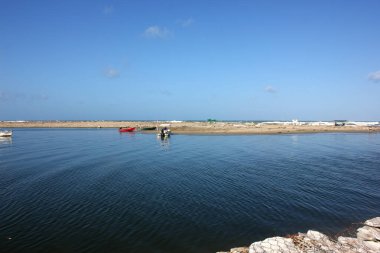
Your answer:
[0,137,12,145]
[119,132,136,140]
[157,135,170,149]
[291,134,298,144]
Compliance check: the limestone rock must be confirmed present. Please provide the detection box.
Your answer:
[357,226,380,241]
[289,234,314,251]
[249,237,298,253]
[306,230,330,242]
[365,217,380,228]
[305,230,336,250]
[218,217,380,253]
[362,241,380,252]
[217,247,249,253]
[338,236,372,253]
[338,236,360,246]
[230,247,249,253]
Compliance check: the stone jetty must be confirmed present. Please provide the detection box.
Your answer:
[218,217,380,253]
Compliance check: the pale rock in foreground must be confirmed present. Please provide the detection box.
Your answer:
[249,237,298,253]
[231,247,249,253]
[357,226,380,241]
[337,236,369,253]
[365,217,380,228]
[217,247,249,253]
[219,217,380,253]
[363,241,380,252]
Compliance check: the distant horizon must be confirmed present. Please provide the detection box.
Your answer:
[1,118,379,122]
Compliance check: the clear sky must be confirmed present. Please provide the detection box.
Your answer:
[1,0,379,121]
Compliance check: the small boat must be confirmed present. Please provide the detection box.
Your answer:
[0,130,12,137]
[142,127,156,131]
[119,127,136,132]
[157,124,171,138]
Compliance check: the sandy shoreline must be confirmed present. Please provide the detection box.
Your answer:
[1,121,379,134]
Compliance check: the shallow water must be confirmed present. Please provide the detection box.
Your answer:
[1,129,379,253]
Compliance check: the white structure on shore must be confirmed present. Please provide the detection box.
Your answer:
[256,121,379,127]
[346,121,379,126]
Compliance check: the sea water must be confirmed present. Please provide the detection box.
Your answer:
[1,129,379,253]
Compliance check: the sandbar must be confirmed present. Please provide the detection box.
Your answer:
[1,121,379,134]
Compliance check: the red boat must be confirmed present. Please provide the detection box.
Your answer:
[119,127,136,132]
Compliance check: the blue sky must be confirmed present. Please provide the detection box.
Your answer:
[1,0,379,121]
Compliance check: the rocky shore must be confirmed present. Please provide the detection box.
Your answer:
[218,217,380,253]
[1,121,379,134]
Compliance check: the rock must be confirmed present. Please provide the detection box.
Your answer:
[306,230,329,241]
[218,217,380,253]
[365,217,380,228]
[249,237,298,253]
[230,247,249,253]
[338,236,360,246]
[290,234,315,251]
[357,226,380,241]
[305,230,336,249]
[362,241,380,252]
[337,236,372,253]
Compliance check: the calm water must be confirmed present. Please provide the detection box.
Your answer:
[1,129,379,253]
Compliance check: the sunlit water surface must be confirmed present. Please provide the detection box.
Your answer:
[1,129,379,253]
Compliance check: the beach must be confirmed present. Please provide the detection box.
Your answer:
[1,121,379,134]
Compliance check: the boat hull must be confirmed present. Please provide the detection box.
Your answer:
[142,127,156,130]
[119,128,136,132]
[157,129,171,138]
[0,131,12,137]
